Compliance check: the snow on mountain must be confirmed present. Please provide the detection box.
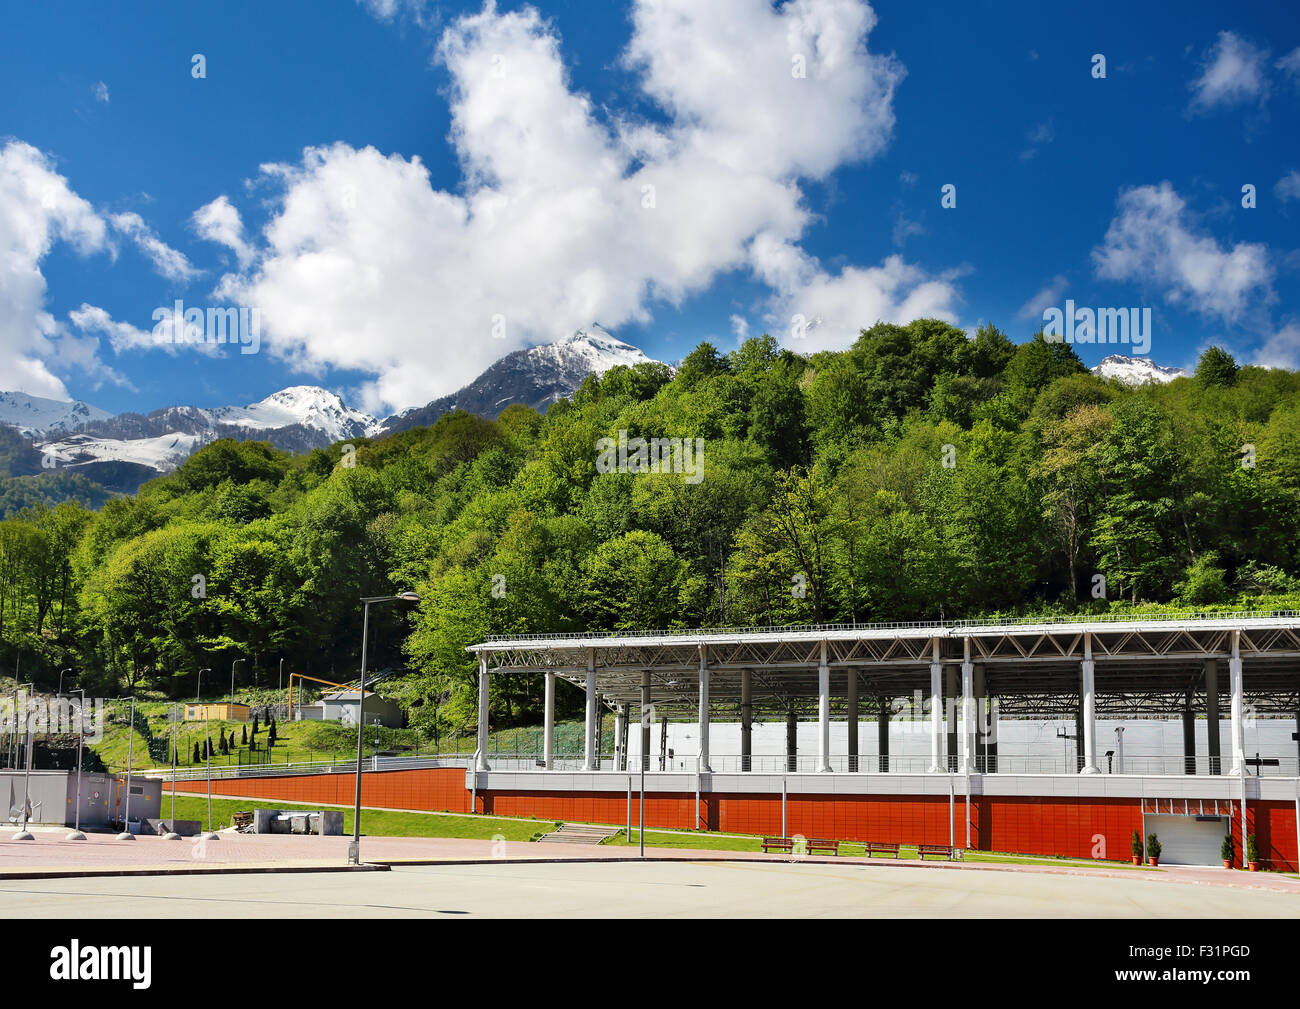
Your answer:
[1091,354,1190,385]
[33,386,380,488]
[210,386,383,441]
[0,390,112,437]
[381,325,662,434]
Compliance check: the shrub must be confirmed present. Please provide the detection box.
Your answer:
[1221,834,1233,862]
[1131,829,1143,857]
[1246,832,1258,863]
[1146,833,1161,859]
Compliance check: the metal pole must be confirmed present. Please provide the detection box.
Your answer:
[639,759,645,858]
[163,704,180,840]
[117,696,136,839]
[14,687,34,839]
[626,775,631,840]
[350,600,371,865]
[781,774,787,837]
[68,689,86,839]
[201,704,218,840]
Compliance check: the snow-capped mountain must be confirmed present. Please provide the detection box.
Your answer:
[380,325,663,434]
[1091,354,1190,385]
[27,387,382,492]
[210,386,382,442]
[0,391,112,437]
[5,327,661,495]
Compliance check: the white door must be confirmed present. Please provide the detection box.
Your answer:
[1145,814,1227,865]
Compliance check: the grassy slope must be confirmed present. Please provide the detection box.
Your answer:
[163,793,558,840]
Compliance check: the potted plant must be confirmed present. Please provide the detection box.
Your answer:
[1221,834,1234,869]
[1246,832,1259,872]
[1146,833,1161,867]
[1130,829,1143,865]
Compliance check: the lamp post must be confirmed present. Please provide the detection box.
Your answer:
[197,668,218,840]
[13,683,35,840]
[58,668,72,695]
[230,658,245,709]
[115,696,137,840]
[162,704,181,840]
[350,592,419,865]
[279,658,285,716]
[65,685,87,840]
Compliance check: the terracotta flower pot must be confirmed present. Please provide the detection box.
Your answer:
[1147,857,1159,866]
[1223,860,1233,869]
[1248,861,1259,872]
[1131,855,1141,865]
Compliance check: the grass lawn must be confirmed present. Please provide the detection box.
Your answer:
[161,793,559,841]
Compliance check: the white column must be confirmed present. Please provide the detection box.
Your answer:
[543,671,555,770]
[959,642,974,774]
[1080,632,1099,774]
[1229,630,1246,775]
[582,648,597,772]
[697,645,711,772]
[640,670,652,772]
[475,655,491,772]
[928,638,944,773]
[818,641,831,772]
[614,707,625,771]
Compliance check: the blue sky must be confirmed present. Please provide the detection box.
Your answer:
[2,0,1298,417]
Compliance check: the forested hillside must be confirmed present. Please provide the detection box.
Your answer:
[1,322,1297,735]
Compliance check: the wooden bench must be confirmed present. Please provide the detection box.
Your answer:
[863,841,900,858]
[806,838,840,856]
[915,843,955,860]
[761,837,795,854]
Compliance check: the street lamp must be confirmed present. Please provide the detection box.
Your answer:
[230,658,245,709]
[64,684,87,840]
[196,667,219,841]
[58,668,73,695]
[13,683,35,840]
[350,592,419,865]
[115,695,137,840]
[162,704,181,840]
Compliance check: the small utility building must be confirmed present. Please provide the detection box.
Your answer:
[294,690,402,727]
[184,702,251,722]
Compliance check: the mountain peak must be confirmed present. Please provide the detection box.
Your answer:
[1091,354,1190,385]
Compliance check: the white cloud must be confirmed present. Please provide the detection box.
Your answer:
[110,211,197,282]
[729,314,749,342]
[192,195,254,267]
[1018,119,1055,160]
[92,81,110,103]
[1277,46,1300,81]
[1254,322,1300,369]
[1016,275,1068,321]
[1188,31,1270,112]
[1092,181,1272,322]
[355,0,433,26]
[68,303,161,354]
[0,141,111,398]
[749,232,962,352]
[213,0,939,413]
[1274,169,1300,204]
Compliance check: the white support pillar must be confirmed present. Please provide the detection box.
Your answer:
[928,638,944,774]
[475,655,491,772]
[1229,630,1246,776]
[959,639,974,774]
[818,641,831,772]
[697,645,711,773]
[543,671,555,770]
[1080,632,1100,774]
[582,648,597,772]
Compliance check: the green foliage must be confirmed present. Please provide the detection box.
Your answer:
[1246,832,1258,863]
[1222,834,1234,862]
[1196,346,1239,388]
[1132,829,1143,857]
[1146,833,1161,859]
[0,319,1297,738]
